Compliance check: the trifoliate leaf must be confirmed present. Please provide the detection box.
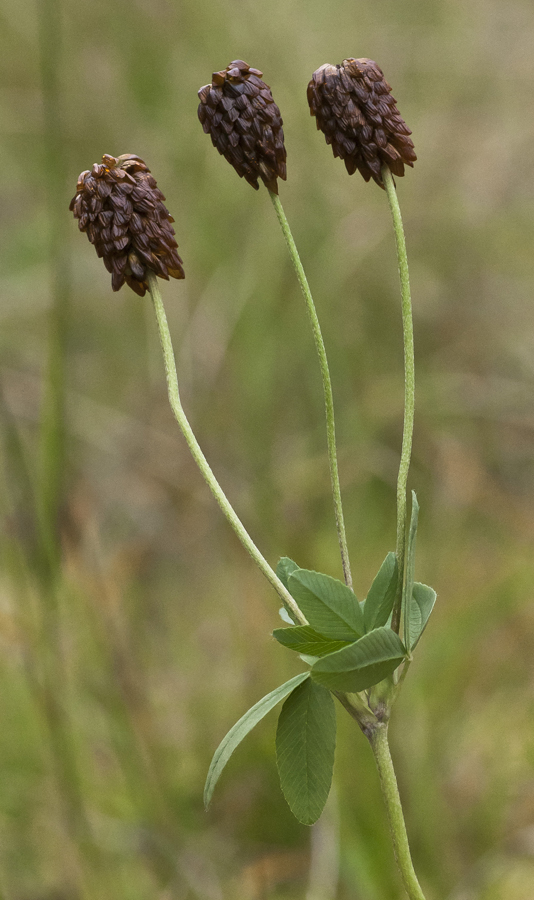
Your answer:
[288,569,363,640]
[311,627,406,692]
[363,552,398,632]
[406,582,436,650]
[273,625,352,657]
[403,492,419,652]
[276,679,336,825]
[204,672,309,809]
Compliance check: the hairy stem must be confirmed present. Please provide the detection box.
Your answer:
[369,724,427,900]
[148,272,307,625]
[268,190,352,590]
[382,167,415,633]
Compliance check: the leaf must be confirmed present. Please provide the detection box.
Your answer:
[204,672,309,809]
[273,626,352,657]
[311,627,406,693]
[288,569,364,641]
[276,679,336,826]
[277,558,301,624]
[299,653,320,666]
[407,582,436,650]
[403,492,419,652]
[277,557,300,590]
[363,552,398,632]
[278,607,294,625]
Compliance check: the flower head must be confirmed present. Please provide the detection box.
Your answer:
[307,58,416,187]
[198,60,287,194]
[69,154,184,296]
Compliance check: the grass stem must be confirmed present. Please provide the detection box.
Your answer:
[36,3,98,889]
[38,0,70,578]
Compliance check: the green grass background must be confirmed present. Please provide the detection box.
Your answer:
[1,0,534,897]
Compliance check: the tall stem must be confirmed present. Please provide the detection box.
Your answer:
[268,190,352,590]
[147,272,307,626]
[369,724,427,900]
[37,2,98,888]
[38,0,70,578]
[382,167,415,632]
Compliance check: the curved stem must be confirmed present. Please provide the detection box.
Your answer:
[369,724,427,900]
[382,167,415,633]
[147,272,307,626]
[268,190,353,590]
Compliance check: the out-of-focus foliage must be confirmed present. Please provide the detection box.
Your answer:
[1,0,534,897]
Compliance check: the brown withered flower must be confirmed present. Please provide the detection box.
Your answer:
[69,154,184,296]
[198,60,286,194]
[307,58,416,187]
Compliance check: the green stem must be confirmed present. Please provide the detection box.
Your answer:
[268,190,352,590]
[37,3,98,889]
[147,272,307,626]
[369,724,427,900]
[38,0,70,579]
[382,167,415,633]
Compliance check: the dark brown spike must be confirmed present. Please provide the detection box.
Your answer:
[307,57,416,187]
[70,154,185,295]
[198,60,287,193]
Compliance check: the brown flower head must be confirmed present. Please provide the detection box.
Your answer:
[198,60,286,194]
[69,154,184,296]
[307,58,416,187]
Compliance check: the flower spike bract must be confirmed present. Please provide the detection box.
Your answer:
[198,60,287,194]
[307,58,416,187]
[70,154,184,296]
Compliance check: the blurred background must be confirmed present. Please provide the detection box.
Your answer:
[1,0,534,897]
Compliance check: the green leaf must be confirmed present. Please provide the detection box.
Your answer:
[273,626,352,657]
[277,557,300,590]
[277,558,301,624]
[407,582,436,650]
[276,679,336,825]
[299,653,320,666]
[403,492,419,652]
[288,569,363,641]
[311,627,406,693]
[278,607,294,625]
[363,552,398,632]
[204,672,309,809]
